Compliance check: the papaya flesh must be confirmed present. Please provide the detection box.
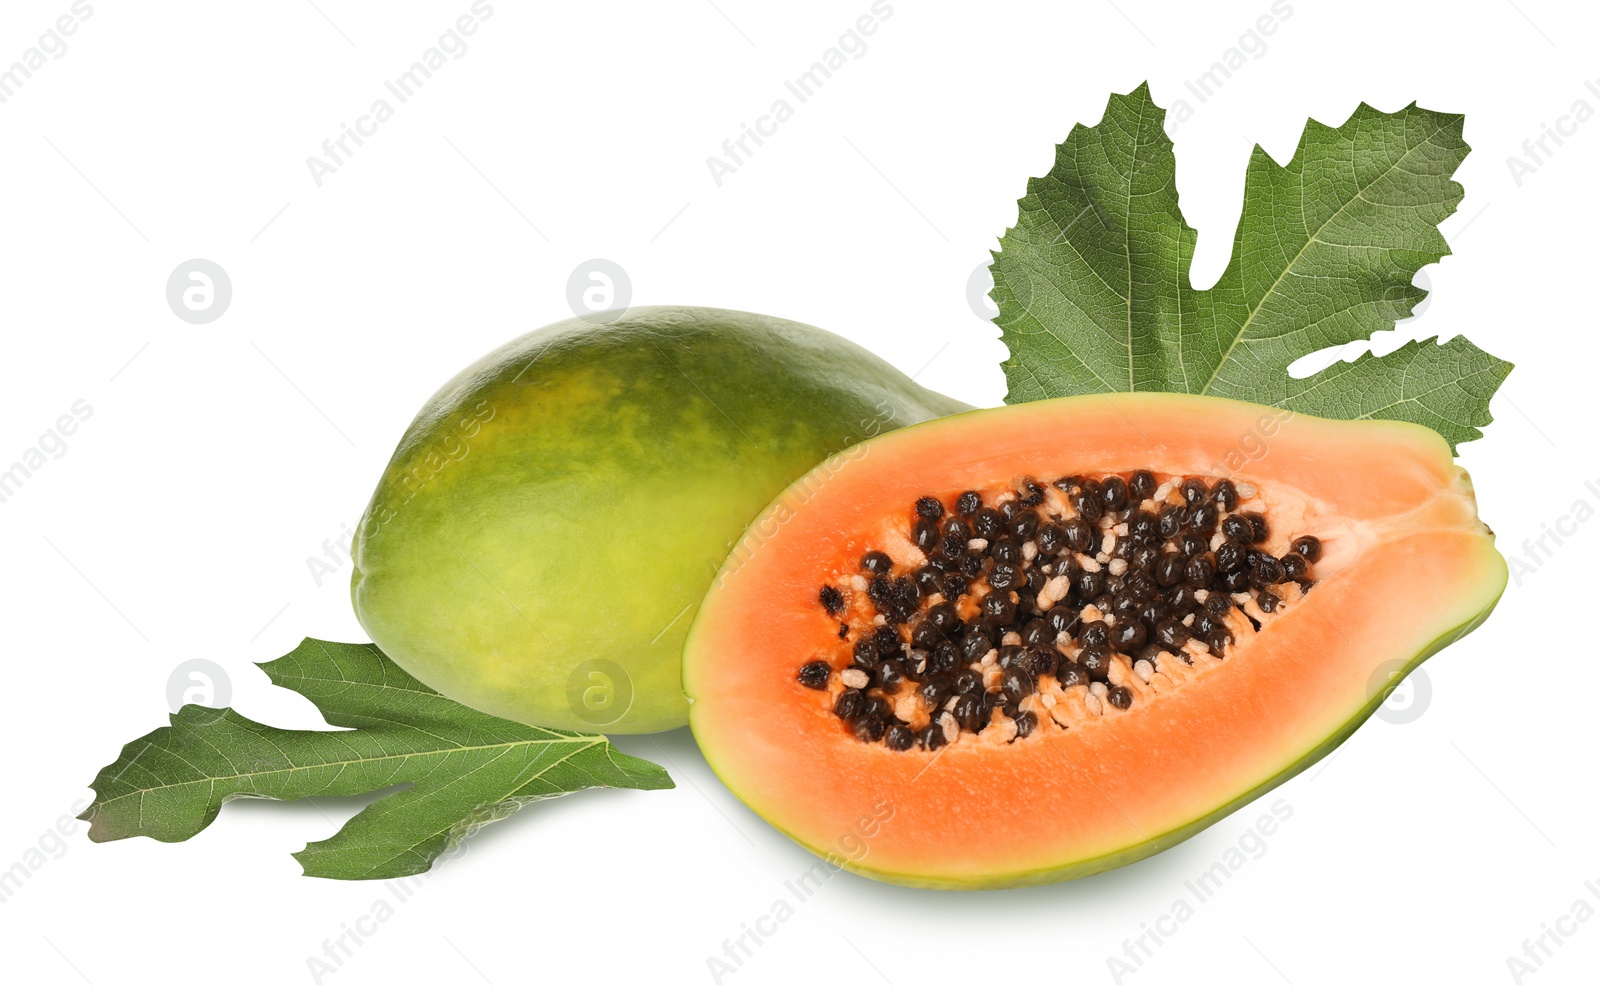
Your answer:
[684,392,1506,888]
[350,306,967,733]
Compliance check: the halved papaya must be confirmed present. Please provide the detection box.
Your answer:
[684,393,1505,889]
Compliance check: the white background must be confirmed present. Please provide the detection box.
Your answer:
[1,1,1593,982]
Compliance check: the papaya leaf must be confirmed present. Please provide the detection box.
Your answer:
[80,638,673,880]
[991,83,1511,451]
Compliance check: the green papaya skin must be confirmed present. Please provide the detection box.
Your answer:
[351,306,968,733]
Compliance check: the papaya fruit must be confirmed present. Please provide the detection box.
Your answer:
[685,392,1505,888]
[349,306,967,733]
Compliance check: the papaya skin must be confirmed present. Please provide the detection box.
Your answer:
[350,306,968,733]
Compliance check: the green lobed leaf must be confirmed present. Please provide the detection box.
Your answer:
[991,83,1511,452]
[1280,335,1511,446]
[80,638,673,880]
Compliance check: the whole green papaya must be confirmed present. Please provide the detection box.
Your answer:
[351,306,966,732]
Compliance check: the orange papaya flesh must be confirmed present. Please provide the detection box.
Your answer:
[684,393,1505,889]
